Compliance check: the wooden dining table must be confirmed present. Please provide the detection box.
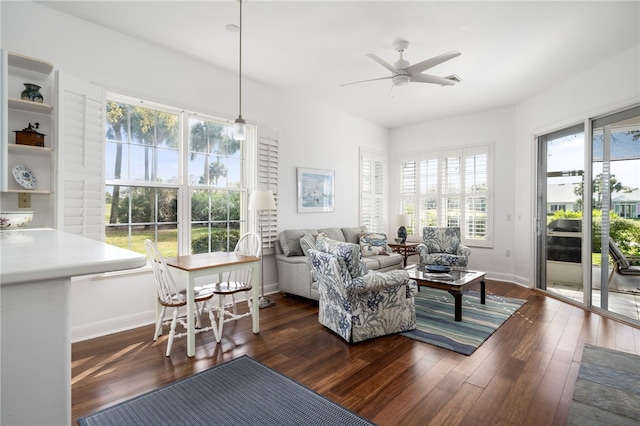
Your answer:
[165,252,261,357]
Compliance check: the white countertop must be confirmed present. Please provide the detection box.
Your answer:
[0,228,147,285]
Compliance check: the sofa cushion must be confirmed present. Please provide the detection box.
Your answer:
[279,229,317,256]
[359,232,392,256]
[317,228,345,242]
[377,254,402,269]
[341,226,368,244]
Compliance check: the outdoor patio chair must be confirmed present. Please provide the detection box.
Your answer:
[608,239,640,287]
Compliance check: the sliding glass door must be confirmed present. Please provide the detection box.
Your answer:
[536,106,640,324]
[536,125,585,303]
[590,107,640,317]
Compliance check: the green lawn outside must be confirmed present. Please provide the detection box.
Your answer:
[105,227,214,257]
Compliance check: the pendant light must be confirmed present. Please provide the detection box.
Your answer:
[233,0,247,140]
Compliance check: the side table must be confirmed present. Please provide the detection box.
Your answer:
[388,242,419,267]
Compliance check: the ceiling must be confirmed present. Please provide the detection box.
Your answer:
[37,1,639,129]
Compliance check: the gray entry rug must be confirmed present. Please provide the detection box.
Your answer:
[567,344,640,425]
[78,355,375,426]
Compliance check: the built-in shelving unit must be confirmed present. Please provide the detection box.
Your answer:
[1,50,55,226]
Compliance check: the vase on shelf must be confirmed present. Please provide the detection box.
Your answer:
[20,83,43,103]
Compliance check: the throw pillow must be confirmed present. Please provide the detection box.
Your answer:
[359,232,392,257]
[299,233,317,256]
[279,229,316,256]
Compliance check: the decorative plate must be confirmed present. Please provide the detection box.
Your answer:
[12,164,38,190]
[426,265,451,273]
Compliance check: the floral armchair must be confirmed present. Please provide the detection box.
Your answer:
[308,235,416,343]
[415,226,471,267]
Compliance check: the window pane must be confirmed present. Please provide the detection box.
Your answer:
[106,102,179,184]
[191,189,242,254]
[445,157,461,194]
[445,197,461,227]
[400,160,417,195]
[466,196,487,239]
[466,153,487,193]
[105,185,178,255]
[188,117,240,188]
[420,158,438,195]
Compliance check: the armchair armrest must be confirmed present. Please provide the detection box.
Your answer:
[415,243,428,255]
[347,269,411,294]
[457,243,471,257]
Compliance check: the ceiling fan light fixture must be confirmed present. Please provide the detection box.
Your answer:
[392,74,411,86]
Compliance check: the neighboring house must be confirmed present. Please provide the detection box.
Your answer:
[613,188,640,218]
[546,183,580,213]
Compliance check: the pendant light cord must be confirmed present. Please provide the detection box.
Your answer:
[238,0,243,117]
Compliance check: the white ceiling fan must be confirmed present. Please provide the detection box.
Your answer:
[342,40,462,89]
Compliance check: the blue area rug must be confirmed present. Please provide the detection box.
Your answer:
[401,287,526,355]
[78,355,374,426]
[567,344,640,425]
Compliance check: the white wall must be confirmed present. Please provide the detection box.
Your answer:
[1,1,388,341]
[389,107,517,282]
[389,45,639,287]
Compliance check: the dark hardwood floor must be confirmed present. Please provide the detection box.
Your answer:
[72,280,640,425]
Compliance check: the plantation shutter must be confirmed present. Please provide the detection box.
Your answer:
[464,146,490,243]
[257,128,278,252]
[360,149,385,233]
[56,72,105,240]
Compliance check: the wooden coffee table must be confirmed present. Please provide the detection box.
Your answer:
[406,265,486,321]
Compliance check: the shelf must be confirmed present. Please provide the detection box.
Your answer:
[5,189,52,195]
[8,98,53,114]
[8,144,52,157]
[7,52,53,75]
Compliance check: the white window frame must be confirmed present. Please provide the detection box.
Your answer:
[105,93,262,256]
[398,143,493,248]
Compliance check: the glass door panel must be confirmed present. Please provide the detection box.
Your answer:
[537,125,585,302]
[591,107,640,321]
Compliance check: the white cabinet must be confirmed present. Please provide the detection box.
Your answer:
[1,50,55,227]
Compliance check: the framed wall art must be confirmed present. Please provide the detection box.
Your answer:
[297,167,334,213]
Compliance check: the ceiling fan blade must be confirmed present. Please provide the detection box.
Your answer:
[410,73,457,86]
[340,76,392,87]
[405,50,461,75]
[366,54,400,74]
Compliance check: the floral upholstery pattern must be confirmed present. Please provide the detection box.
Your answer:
[316,235,368,278]
[416,226,471,267]
[359,232,392,256]
[309,237,416,342]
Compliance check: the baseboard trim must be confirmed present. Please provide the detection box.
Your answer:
[72,283,283,343]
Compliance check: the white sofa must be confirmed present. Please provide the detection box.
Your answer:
[275,226,403,300]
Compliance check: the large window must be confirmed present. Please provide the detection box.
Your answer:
[398,144,492,247]
[105,95,250,256]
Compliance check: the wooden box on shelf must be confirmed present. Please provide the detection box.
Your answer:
[13,123,45,147]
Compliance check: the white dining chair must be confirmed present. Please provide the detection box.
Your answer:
[144,239,219,356]
[198,232,261,343]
